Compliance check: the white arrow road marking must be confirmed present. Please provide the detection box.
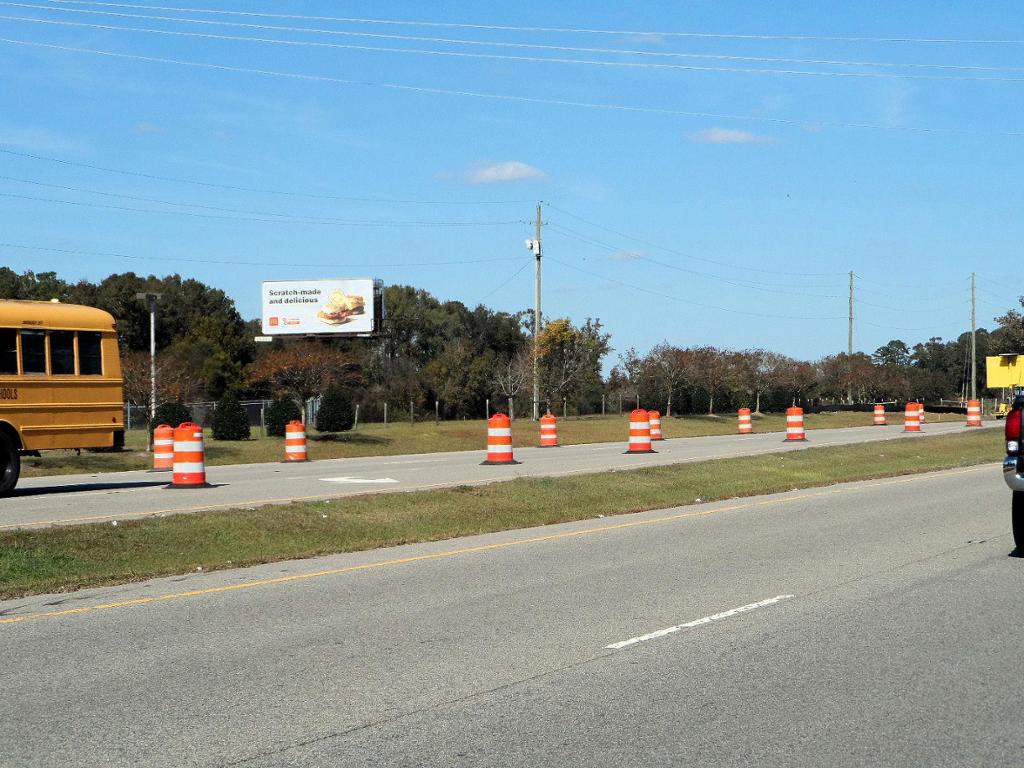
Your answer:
[320,476,399,484]
[606,594,794,650]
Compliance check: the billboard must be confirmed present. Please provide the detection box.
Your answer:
[261,278,382,336]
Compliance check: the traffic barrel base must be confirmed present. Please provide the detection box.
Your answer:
[166,422,212,488]
[481,413,521,465]
[625,408,657,454]
[539,412,559,447]
[149,423,174,472]
[784,407,808,442]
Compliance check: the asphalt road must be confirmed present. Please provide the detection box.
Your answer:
[3,421,988,530]
[2,460,1019,767]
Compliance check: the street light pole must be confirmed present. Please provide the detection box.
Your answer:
[136,292,162,448]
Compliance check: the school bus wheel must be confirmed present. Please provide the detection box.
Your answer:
[0,432,20,497]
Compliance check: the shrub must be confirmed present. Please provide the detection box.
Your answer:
[151,401,192,435]
[265,396,301,437]
[317,386,355,432]
[211,391,250,440]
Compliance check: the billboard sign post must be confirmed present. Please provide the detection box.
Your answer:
[261,278,383,337]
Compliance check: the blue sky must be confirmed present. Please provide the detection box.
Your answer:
[2,0,1023,365]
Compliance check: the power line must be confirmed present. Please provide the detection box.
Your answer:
[858,319,944,332]
[546,255,847,322]
[36,1,1024,45]
[547,222,843,299]
[7,14,1024,82]
[6,37,1024,138]
[0,190,523,227]
[0,148,526,206]
[549,214,969,327]
[975,282,1015,303]
[0,173,520,223]
[546,203,847,277]
[477,259,531,304]
[0,241,519,267]
[856,297,969,314]
[9,2,1024,75]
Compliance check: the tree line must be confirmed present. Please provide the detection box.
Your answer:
[2,267,1021,424]
[611,331,997,417]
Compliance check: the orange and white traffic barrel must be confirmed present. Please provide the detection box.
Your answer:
[482,413,519,465]
[966,399,982,427]
[539,412,559,447]
[626,408,656,454]
[152,423,174,471]
[918,402,926,425]
[784,407,807,442]
[648,410,663,440]
[903,402,921,433]
[738,408,753,434]
[169,422,209,488]
[873,404,886,426]
[285,420,309,462]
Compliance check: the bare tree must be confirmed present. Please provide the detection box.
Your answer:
[739,348,791,414]
[647,342,686,417]
[491,345,531,420]
[682,346,730,415]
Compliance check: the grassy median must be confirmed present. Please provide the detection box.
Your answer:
[21,410,970,478]
[0,429,999,599]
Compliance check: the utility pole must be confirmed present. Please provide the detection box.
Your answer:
[971,271,977,401]
[135,291,162,449]
[848,271,855,356]
[526,202,543,421]
[847,271,854,404]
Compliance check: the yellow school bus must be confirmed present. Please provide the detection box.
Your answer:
[0,299,124,495]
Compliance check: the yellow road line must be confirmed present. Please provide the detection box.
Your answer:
[0,463,993,626]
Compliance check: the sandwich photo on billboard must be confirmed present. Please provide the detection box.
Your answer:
[317,290,365,326]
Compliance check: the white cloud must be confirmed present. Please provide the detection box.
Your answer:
[623,33,668,46]
[0,126,83,153]
[609,250,642,261]
[688,127,775,145]
[464,161,546,185]
[134,122,161,135]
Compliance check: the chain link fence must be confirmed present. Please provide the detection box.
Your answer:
[125,399,307,435]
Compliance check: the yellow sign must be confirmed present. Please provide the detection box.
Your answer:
[986,355,1024,387]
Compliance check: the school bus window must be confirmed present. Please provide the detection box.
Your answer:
[79,331,102,375]
[0,329,16,375]
[20,330,46,374]
[51,330,75,375]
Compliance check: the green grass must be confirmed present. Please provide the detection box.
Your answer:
[20,410,971,478]
[0,428,999,599]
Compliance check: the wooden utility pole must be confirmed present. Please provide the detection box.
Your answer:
[531,202,543,421]
[848,271,855,356]
[971,271,977,401]
[847,272,854,403]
